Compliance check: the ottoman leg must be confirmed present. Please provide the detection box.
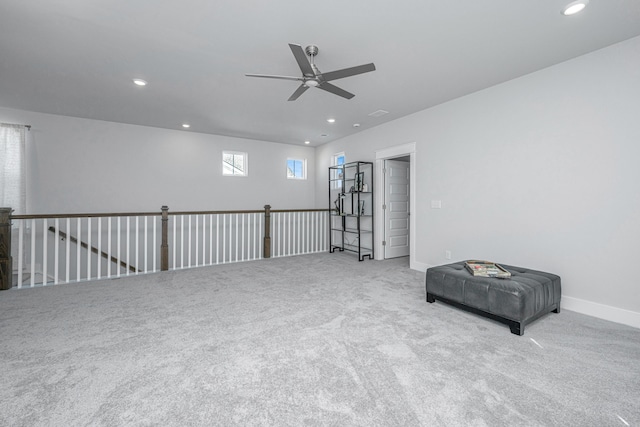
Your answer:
[426,293,436,303]
[508,321,524,336]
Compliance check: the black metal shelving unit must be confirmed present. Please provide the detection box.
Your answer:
[328,161,374,261]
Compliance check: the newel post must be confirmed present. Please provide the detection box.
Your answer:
[0,207,13,290]
[161,206,169,271]
[263,205,271,259]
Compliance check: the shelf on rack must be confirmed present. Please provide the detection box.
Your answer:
[331,228,373,234]
[331,243,373,253]
[330,213,372,217]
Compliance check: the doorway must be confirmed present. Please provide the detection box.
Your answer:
[374,142,416,268]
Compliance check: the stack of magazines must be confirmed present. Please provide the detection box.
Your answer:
[464,260,511,279]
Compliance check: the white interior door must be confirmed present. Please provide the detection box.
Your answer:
[384,159,410,259]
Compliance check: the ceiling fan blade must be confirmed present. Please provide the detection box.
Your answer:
[245,73,303,82]
[288,43,315,77]
[288,84,309,101]
[321,63,376,82]
[318,82,355,99]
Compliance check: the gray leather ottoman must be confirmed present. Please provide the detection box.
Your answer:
[426,261,561,335]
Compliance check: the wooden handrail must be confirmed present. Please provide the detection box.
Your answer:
[271,208,329,213]
[169,209,265,216]
[12,212,160,220]
[11,207,329,220]
[48,226,137,273]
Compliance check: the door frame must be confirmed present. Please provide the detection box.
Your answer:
[374,142,416,269]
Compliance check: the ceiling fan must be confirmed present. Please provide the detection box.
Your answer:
[246,43,376,101]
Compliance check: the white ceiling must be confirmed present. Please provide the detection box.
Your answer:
[1,1,639,146]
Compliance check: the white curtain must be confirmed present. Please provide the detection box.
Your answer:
[0,124,26,214]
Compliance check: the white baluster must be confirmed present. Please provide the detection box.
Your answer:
[259,212,263,259]
[311,212,315,253]
[144,216,148,273]
[291,212,295,255]
[87,217,92,280]
[77,218,82,281]
[153,215,157,272]
[126,217,130,275]
[288,212,292,256]
[202,214,207,266]
[17,220,24,288]
[209,214,214,265]
[294,212,297,255]
[223,214,227,263]
[30,218,36,287]
[42,218,48,285]
[241,214,245,262]
[274,212,279,258]
[97,218,102,279]
[235,213,239,262]
[188,215,193,268]
[64,218,71,283]
[117,216,121,278]
[252,213,257,260]
[135,216,139,274]
[107,217,112,278]
[172,214,177,270]
[216,215,220,265]
[303,212,307,254]
[194,215,199,267]
[180,215,185,269]
[54,218,59,284]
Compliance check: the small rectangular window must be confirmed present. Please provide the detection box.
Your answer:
[287,158,306,180]
[222,151,248,176]
[332,152,346,188]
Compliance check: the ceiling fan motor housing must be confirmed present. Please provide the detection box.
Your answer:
[305,45,319,58]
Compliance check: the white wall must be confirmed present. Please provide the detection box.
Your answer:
[315,36,640,327]
[0,108,316,213]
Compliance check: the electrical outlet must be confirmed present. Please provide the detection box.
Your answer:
[445,250,452,260]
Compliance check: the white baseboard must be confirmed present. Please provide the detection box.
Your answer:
[562,296,640,330]
[411,260,430,273]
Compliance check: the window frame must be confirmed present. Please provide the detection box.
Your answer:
[286,158,307,180]
[222,150,248,177]
[332,152,346,189]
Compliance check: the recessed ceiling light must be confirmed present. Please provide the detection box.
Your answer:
[304,140,310,145]
[133,79,147,86]
[353,123,360,128]
[321,134,328,137]
[327,118,336,123]
[182,124,190,128]
[562,0,589,16]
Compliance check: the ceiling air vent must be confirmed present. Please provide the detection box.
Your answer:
[368,109,389,118]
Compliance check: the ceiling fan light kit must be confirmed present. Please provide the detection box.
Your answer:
[246,43,376,101]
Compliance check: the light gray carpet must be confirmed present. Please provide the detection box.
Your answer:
[1,253,639,426]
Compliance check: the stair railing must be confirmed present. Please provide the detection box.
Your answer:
[0,205,329,289]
